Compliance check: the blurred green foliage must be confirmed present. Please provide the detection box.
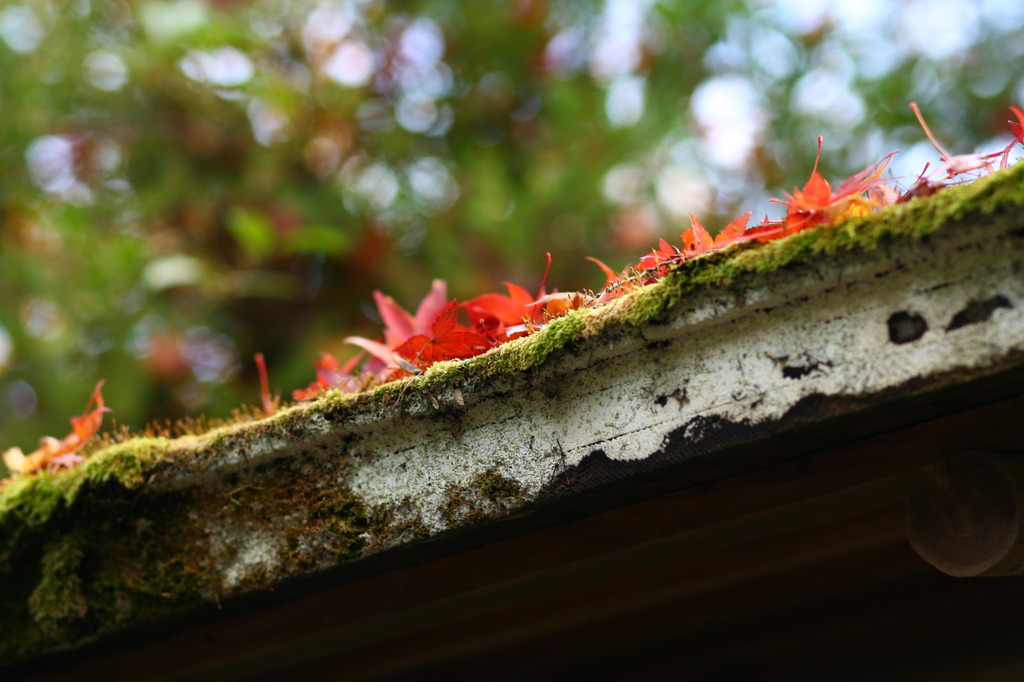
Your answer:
[1,0,1023,469]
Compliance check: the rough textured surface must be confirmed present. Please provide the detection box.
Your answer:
[2,163,1024,664]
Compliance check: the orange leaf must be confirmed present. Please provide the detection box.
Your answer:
[773,136,896,234]
[713,211,752,247]
[68,380,109,447]
[586,256,621,289]
[680,213,714,256]
[3,381,109,476]
[535,291,591,319]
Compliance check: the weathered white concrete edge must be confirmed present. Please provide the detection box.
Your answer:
[330,218,1024,534]
[168,215,1023,596]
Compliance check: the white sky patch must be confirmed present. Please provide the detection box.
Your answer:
[398,18,445,73]
[762,0,831,34]
[407,157,458,213]
[302,6,354,51]
[602,163,646,206]
[180,47,254,87]
[26,136,77,194]
[354,163,399,211]
[828,0,896,34]
[138,0,208,43]
[396,94,439,133]
[248,99,290,146]
[0,5,44,53]
[791,70,866,128]
[544,26,586,78]
[322,40,375,88]
[391,17,450,131]
[979,0,1024,29]
[843,32,908,81]
[691,75,765,169]
[605,75,646,127]
[589,0,656,82]
[748,27,798,81]
[887,140,941,185]
[85,50,129,91]
[901,0,979,60]
[655,167,712,218]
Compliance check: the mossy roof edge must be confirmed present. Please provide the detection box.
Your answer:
[2,161,1022,541]
[370,159,1024,392]
[0,439,172,537]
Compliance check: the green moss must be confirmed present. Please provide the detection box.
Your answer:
[84,497,207,628]
[360,499,431,549]
[79,438,171,489]
[27,532,90,635]
[0,531,93,660]
[310,497,370,554]
[440,487,485,523]
[474,471,524,502]
[1,451,382,663]
[439,471,526,525]
[0,472,79,531]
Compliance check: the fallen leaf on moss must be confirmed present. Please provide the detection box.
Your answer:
[3,381,109,476]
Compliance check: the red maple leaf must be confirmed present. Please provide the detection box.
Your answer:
[634,212,752,275]
[254,353,280,416]
[291,352,364,400]
[374,279,449,348]
[1009,105,1024,144]
[1000,105,1024,168]
[598,212,754,302]
[342,279,453,379]
[465,282,538,339]
[465,253,554,339]
[588,256,644,302]
[636,238,681,274]
[712,211,752,247]
[393,301,492,370]
[680,212,753,256]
